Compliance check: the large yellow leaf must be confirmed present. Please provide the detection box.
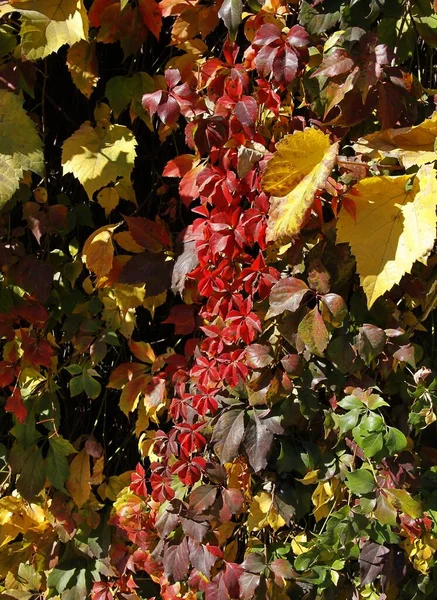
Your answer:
[62,121,137,199]
[10,0,89,61]
[0,90,43,207]
[262,129,331,197]
[266,142,339,242]
[65,448,91,508]
[353,113,437,169]
[82,224,118,278]
[67,39,99,98]
[337,165,437,307]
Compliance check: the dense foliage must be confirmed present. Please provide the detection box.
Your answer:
[1,0,437,598]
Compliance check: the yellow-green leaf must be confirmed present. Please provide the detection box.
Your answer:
[337,165,437,307]
[13,0,89,61]
[353,113,437,169]
[97,187,119,216]
[0,90,43,207]
[65,448,90,508]
[266,142,339,242]
[262,129,331,197]
[67,39,99,98]
[62,121,137,199]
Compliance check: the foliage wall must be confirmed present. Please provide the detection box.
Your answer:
[1,0,437,598]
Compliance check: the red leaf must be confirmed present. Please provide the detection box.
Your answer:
[5,388,27,423]
[138,0,162,40]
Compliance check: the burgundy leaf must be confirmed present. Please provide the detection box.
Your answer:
[118,251,173,295]
[268,277,311,318]
[163,537,190,582]
[211,408,245,464]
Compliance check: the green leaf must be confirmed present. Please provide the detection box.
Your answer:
[82,371,101,399]
[16,446,46,500]
[346,469,375,495]
[69,375,84,397]
[360,432,384,458]
[218,0,243,37]
[64,364,83,376]
[337,408,361,436]
[384,427,407,455]
[46,436,76,491]
[366,394,390,410]
[105,72,154,119]
[0,90,44,207]
[338,395,363,410]
[385,489,422,518]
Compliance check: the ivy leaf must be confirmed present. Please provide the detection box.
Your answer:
[14,0,89,61]
[66,448,91,508]
[298,307,329,357]
[0,90,44,207]
[346,469,375,495]
[62,121,137,200]
[218,0,242,38]
[337,165,437,307]
[67,40,99,98]
[337,408,361,436]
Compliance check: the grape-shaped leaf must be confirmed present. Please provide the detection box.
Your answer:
[337,165,437,307]
[62,121,137,199]
[0,90,43,207]
[11,0,89,61]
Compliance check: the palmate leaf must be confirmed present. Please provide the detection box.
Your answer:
[62,120,137,200]
[337,165,437,307]
[262,129,339,242]
[9,0,89,61]
[0,90,43,208]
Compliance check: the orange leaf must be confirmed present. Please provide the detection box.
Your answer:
[66,449,91,508]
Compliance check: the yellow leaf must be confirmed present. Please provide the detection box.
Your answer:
[247,491,285,532]
[82,224,117,278]
[67,39,99,98]
[291,533,308,556]
[97,472,132,501]
[353,113,437,169]
[337,165,437,307]
[62,121,137,199]
[311,479,338,522]
[66,449,91,508]
[266,142,339,242]
[114,231,145,253]
[97,187,120,216]
[14,0,88,61]
[262,129,331,198]
[115,177,137,204]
